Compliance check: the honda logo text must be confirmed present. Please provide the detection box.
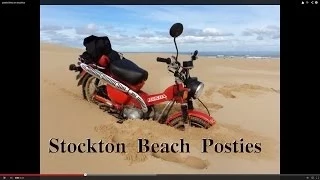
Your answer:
[147,94,167,102]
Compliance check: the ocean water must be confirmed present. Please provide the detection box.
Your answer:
[179,51,280,59]
[124,51,280,59]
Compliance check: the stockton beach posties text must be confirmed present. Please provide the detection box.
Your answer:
[49,138,262,154]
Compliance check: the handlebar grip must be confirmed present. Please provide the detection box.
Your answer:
[156,57,171,64]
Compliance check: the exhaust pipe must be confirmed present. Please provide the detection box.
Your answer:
[93,94,115,111]
[93,94,113,107]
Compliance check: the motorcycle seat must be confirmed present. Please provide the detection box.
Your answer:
[109,58,148,85]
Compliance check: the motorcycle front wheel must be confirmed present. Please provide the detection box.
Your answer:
[167,115,212,129]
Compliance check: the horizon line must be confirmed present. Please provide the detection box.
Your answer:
[40,42,280,53]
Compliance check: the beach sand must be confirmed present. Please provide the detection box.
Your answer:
[40,43,280,174]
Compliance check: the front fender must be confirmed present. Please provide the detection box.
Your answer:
[165,110,216,126]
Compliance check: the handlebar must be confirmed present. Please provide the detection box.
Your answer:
[156,57,171,64]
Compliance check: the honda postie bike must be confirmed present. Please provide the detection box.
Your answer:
[69,23,216,130]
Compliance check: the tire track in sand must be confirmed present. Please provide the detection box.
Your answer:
[42,79,83,100]
[216,84,280,99]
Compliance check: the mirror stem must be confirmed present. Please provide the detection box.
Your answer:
[174,37,178,61]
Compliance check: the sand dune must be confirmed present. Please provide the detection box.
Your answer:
[40,43,280,174]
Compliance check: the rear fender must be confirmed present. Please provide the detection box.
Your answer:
[77,71,91,86]
[165,110,216,126]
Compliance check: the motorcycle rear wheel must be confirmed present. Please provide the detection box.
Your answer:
[83,76,106,104]
[167,115,212,129]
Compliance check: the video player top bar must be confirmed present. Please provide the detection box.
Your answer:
[40,0,280,5]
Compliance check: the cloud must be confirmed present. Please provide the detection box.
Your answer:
[242,25,280,40]
[40,25,64,31]
[40,5,280,52]
[41,22,235,47]
[271,34,280,39]
[138,33,155,38]
[183,28,234,37]
[180,36,231,43]
[75,23,99,35]
[257,36,264,40]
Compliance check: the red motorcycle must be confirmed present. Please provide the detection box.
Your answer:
[69,23,216,130]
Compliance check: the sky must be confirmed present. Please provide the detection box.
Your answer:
[40,5,280,52]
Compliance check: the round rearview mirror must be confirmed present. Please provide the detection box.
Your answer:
[169,23,184,38]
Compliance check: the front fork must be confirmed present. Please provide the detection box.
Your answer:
[181,100,194,124]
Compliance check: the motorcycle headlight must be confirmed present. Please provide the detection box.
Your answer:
[185,78,204,99]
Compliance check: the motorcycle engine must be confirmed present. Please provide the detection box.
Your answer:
[122,107,144,119]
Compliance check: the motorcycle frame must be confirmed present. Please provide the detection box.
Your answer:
[77,63,215,126]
